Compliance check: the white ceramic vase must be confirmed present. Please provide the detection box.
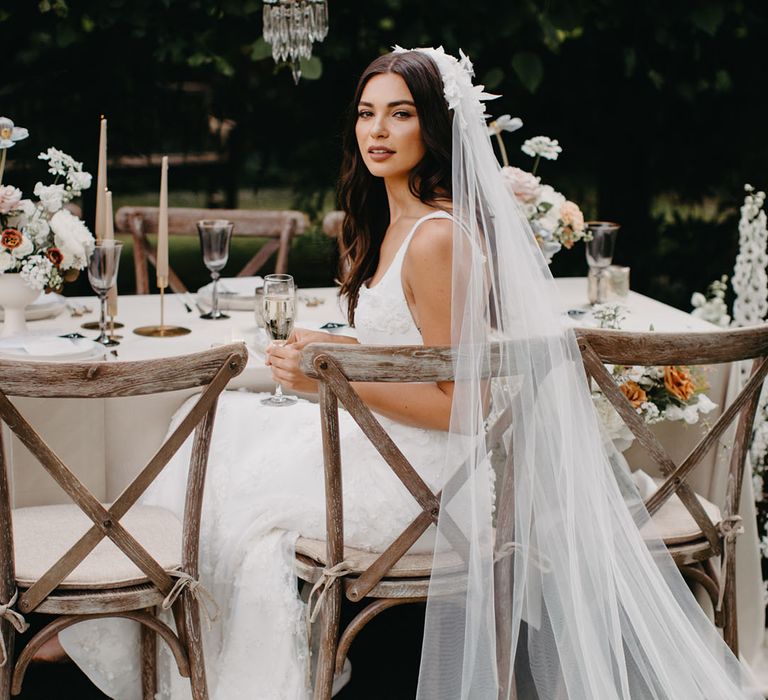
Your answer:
[0,273,39,337]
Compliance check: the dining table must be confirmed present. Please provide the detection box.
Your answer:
[1,277,764,672]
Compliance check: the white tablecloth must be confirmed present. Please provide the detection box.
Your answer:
[2,278,763,663]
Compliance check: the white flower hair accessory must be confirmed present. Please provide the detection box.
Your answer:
[392,45,499,128]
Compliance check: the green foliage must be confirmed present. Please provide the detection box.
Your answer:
[2,0,766,309]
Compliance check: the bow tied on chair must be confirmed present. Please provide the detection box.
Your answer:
[0,590,29,667]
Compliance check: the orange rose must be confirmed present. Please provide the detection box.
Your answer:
[620,380,647,408]
[46,247,64,267]
[664,366,695,402]
[1,228,23,249]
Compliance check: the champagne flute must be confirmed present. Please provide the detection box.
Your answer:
[197,219,234,319]
[261,273,297,407]
[88,241,123,346]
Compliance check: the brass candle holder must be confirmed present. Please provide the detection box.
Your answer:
[134,287,191,337]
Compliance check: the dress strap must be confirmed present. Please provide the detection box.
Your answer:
[387,211,453,282]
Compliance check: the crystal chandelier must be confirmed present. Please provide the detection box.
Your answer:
[263,0,329,84]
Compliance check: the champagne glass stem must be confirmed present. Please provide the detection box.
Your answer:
[99,293,108,341]
[211,272,220,317]
[273,382,285,403]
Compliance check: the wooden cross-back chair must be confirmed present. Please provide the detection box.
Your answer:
[297,343,515,700]
[575,325,768,656]
[115,206,309,294]
[0,343,247,699]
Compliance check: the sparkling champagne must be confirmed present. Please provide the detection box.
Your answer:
[262,294,295,341]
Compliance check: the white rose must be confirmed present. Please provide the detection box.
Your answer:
[49,209,95,270]
[536,185,566,231]
[500,166,541,203]
[0,251,15,272]
[0,185,22,214]
[11,235,34,259]
[697,393,717,414]
[33,182,66,213]
[18,199,36,218]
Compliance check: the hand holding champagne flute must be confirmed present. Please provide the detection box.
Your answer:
[261,274,298,406]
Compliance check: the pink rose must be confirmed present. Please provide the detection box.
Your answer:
[0,185,22,215]
[560,201,584,232]
[500,166,540,203]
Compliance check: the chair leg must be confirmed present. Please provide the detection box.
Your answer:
[180,597,209,700]
[140,613,158,700]
[0,620,13,699]
[313,583,342,700]
[722,540,739,656]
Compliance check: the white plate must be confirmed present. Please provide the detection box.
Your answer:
[0,293,66,322]
[0,335,106,362]
[197,277,263,311]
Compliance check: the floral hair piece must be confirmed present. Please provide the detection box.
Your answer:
[392,45,498,129]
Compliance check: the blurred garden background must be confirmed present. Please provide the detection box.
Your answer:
[3,0,767,306]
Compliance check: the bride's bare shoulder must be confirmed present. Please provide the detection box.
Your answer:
[405,215,453,271]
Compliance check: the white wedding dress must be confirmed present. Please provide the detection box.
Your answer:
[59,211,455,700]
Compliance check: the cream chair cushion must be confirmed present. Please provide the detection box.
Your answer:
[13,504,182,590]
[647,479,722,545]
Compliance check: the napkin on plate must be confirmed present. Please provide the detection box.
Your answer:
[199,276,263,297]
[21,337,84,357]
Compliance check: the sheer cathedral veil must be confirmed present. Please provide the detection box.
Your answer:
[393,47,761,699]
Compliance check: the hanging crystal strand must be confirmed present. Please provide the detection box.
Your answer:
[262,0,330,82]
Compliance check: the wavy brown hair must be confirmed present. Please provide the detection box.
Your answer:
[338,51,452,325]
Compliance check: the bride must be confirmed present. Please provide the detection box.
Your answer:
[59,47,761,699]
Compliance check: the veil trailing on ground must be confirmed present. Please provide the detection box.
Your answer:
[397,46,761,699]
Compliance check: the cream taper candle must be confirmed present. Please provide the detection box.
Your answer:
[157,155,169,288]
[94,116,107,243]
[105,190,118,316]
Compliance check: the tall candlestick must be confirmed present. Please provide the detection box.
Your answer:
[94,116,107,243]
[105,190,118,317]
[157,155,169,288]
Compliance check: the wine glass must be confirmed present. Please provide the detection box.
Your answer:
[88,241,123,346]
[584,221,620,304]
[261,273,298,407]
[196,219,234,319]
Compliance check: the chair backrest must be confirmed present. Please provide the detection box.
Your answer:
[321,210,343,239]
[115,206,310,294]
[575,326,768,552]
[298,342,515,603]
[0,343,247,615]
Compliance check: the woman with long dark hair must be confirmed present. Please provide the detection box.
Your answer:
[60,45,761,699]
[59,50,469,698]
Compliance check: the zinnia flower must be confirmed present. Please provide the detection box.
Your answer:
[664,366,695,402]
[620,380,647,408]
[46,247,64,267]
[1,228,23,249]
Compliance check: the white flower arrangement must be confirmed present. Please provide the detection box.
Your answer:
[592,363,717,452]
[0,124,94,292]
[488,113,588,262]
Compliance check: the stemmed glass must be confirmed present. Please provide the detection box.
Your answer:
[585,221,620,304]
[261,273,297,407]
[196,219,234,319]
[88,241,123,346]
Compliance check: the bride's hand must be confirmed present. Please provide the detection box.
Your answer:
[265,329,330,394]
[266,341,319,394]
